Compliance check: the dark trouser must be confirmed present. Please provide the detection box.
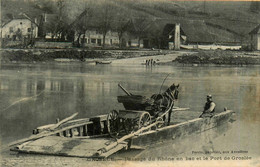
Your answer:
[199,112,214,118]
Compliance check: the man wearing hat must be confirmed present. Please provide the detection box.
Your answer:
[199,95,216,118]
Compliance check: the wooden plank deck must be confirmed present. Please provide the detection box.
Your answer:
[11,136,128,158]
[10,110,235,158]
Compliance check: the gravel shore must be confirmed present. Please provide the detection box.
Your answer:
[173,50,260,65]
[111,51,194,65]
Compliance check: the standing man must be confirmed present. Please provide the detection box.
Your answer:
[199,95,216,118]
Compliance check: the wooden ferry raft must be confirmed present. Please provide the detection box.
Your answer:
[9,83,236,158]
[10,109,235,158]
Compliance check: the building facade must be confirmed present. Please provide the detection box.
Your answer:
[249,25,260,50]
[74,29,120,47]
[1,18,38,40]
[121,32,144,48]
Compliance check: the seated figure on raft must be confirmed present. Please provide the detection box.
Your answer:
[199,94,216,118]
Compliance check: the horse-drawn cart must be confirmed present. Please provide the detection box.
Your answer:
[106,83,179,137]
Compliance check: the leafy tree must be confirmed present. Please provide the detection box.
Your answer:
[250,1,260,13]
[73,8,92,47]
[33,0,69,41]
[133,16,150,48]
[99,3,115,48]
[113,9,130,48]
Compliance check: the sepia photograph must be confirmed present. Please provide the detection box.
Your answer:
[0,0,259,166]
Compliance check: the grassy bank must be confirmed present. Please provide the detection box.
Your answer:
[173,50,260,65]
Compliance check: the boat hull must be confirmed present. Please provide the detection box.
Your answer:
[10,110,235,158]
[95,61,112,64]
[131,110,235,146]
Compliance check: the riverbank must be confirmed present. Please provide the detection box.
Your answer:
[0,49,184,63]
[112,51,194,65]
[1,49,260,66]
[172,50,260,65]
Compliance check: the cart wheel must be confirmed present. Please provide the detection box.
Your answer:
[155,117,164,129]
[138,112,151,129]
[107,110,119,137]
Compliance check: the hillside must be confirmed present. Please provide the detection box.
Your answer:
[1,0,260,43]
[117,1,260,35]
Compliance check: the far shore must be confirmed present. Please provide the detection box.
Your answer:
[0,48,195,64]
[172,50,260,65]
[1,48,260,65]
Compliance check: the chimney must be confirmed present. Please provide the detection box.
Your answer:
[174,23,180,50]
[34,18,38,38]
[44,13,47,22]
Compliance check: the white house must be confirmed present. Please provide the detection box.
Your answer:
[1,17,38,40]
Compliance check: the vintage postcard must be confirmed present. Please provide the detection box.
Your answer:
[0,0,259,167]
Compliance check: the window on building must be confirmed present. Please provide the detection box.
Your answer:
[9,27,13,33]
[97,39,102,46]
[7,35,10,38]
[17,28,21,32]
[28,28,31,32]
[88,39,90,44]
[91,38,96,44]
[110,39,113,45]
[20,22,22,25]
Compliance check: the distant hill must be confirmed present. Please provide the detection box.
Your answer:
[1,0,260,43]
[116,1,260,37]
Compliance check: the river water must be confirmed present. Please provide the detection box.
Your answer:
[0,62,259,166]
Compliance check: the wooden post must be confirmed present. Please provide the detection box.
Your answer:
[103,121,108,134]
[83,124,88,136]
[93,122,101,135]
[77,126,83,136]
[100,121,105,134]
[69,129,74,137]
[64,130,70,137]
[90,115,107,135]
[32,129,38,134]
[87,124,94,136]
[56,118,62,136]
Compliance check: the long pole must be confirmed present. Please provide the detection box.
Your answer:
[159,73,170,94]
[118,84,132,96]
